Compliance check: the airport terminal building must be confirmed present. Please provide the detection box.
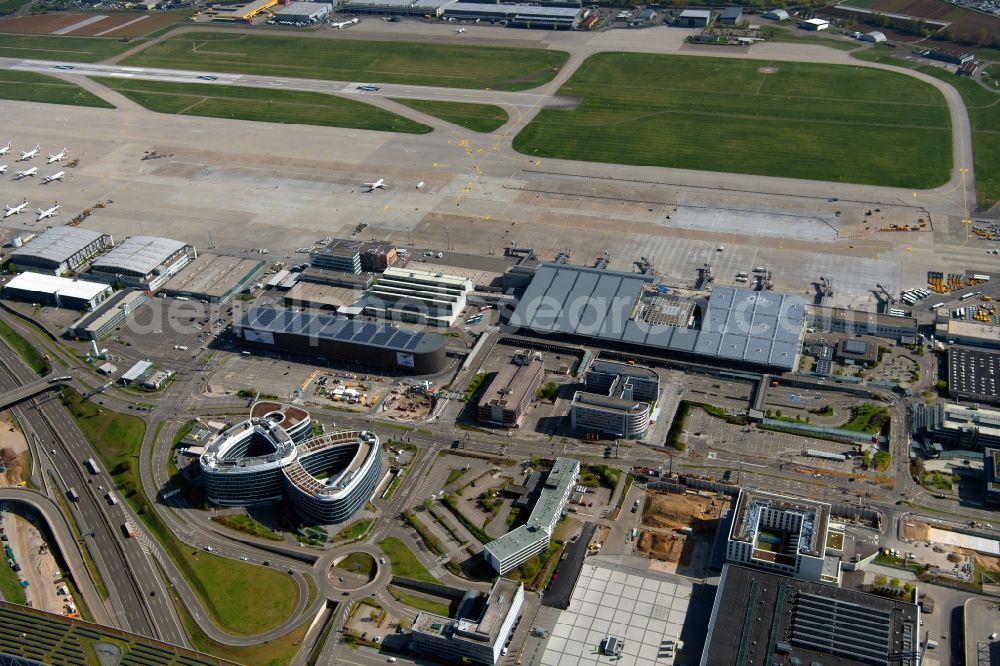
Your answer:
[511,263,806,372]
[199,402,382,523]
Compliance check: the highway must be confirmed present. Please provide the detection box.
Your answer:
[0,331,186,645]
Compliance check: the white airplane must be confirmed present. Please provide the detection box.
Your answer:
[42,171,65,184]
[36,204,59,221]
[363,178,387,192]
[455,27,466,33]
[332,17,358,28]
[0,141,11,157]
[4,201,28,218]
[47,147,68,164]
[14,167,37,180]
[18,145,40,161]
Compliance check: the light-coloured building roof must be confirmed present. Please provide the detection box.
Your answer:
[91,236,188,277]
[947,319,1000,345]
[11,227,107,265]
[121,359,153,382]
[5,272,110,300]
[274,1,332,16]
[679,9,711,18]
[803,17,829,25]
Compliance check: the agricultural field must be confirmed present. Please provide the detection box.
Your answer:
[0,32,134,61]
[917,66,1000,208]
[391,99,509,133]
[839,0,1000,45]
[513,53,952,188]
[92,77,432,134]
[121,32,569,91]
[0,69,113,107]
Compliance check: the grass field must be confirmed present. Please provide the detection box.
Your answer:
[391,99,509,133]
[211,514,283,541]
[0,318,50,375]
[335,552,375,577]
[852,44,916,67]
[93,77,431,133]
[917,66,999,208]
[378,537,436,584]
[0,561,27,606]
[0,0,32,14]
[0,70,113,108]
[387,585,451,616]
[513,53,952,188]
[59,388,299,636]
[121,32,568,90]
[331,518,373,543]
[0,33,134,61]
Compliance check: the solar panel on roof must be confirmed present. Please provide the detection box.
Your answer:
[370,329,395,347]
[404,336,422,350]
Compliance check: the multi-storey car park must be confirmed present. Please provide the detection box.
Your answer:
[199,402,382,523]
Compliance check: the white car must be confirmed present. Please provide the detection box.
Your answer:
[380,557,386,564]
[239,556,248,561]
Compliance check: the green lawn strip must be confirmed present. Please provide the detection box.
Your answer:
[445,468,466,486]
[59,388,298,636]
[513,52,952,189]
[762,26,859,51]
[335,552,375,577]
[917,66,1000,208]
[0,33,136,62]
[386,584,450,615]
[92,76,431,133]
[851,45,916,67]
[121,32,568,91]
[0,559,27,605]
[211,514,283,541]
[403,510,445,557]
[330,518,374,543]
[840,403,891,433]
[0,317,50,375]
[378,536,437,583]
[168,582,311,666]
[0,70,113,108]
[390,98,509,132]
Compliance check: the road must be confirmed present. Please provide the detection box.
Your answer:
[0,320,188,645]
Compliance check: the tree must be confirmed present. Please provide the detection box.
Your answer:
[903,582,915,596]
[862,450,871,470]
[422,498,432,512]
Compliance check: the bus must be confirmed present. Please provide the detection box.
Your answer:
[959,292,976,301]
[84,458,99,475]
[930,302,944,310]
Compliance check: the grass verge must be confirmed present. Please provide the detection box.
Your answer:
[841,404,891,434]
[387,585,450,616]
[331,518,374,543]
[0,317,50,375]
[92,77,431,134]
[390,98,509,132]
[0,70,113,108]
[122,32,568,90]
[0,33,136,62]
[378,537,436,584]
[402,511,445,557]
[0,560,27,605]
[59,388,298,636]
[513,52,951,188]
[169,583,312,666]
[211,514,283,541]
[335,552,375,578]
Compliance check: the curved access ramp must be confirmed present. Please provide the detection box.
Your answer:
[0,487,110,625]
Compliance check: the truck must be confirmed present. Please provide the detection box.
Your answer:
[84,458,99,475]
[67,488,79,502]
[120,523,135,539]
[106,493,118,506]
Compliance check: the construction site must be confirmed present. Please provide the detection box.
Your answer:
[636,490,726,576]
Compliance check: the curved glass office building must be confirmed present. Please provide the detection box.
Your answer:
[200,403,382,524]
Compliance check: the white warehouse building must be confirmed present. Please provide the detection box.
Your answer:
[89,236,195,292]
[272,1,333,23]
